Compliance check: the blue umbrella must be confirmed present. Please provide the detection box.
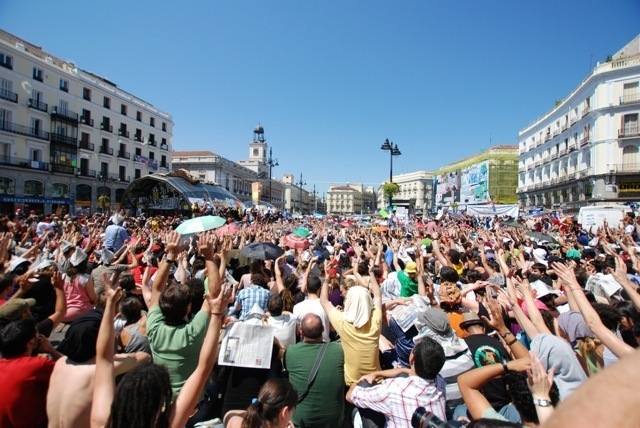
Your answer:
[175,216,226,234]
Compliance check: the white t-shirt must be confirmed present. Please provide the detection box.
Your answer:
[267,314,297,348]
[292,298,331,343]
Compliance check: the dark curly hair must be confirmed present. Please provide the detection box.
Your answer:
[107,363,172,428]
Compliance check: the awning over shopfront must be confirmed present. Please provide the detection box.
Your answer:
[121,171,245,213]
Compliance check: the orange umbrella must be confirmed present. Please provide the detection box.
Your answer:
[373,225,389,232]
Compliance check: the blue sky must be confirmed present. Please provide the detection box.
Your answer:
[1,1,639,197]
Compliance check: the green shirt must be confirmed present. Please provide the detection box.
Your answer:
[285,342,345,428]
[398,270,418,297]
[146,306,210,399]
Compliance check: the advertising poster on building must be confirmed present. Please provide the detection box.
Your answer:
[460,161,490,204]
[435,170,461,206]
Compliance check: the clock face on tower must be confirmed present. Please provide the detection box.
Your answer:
[253,148,259,156]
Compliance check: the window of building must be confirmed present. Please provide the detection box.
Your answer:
[103,96,111,109]
[135,147,142,157]
[24,180,44,197]
[0,52,13,69]
[119,165,126,181]
[100,162,109,176]
[0,177,15,195]
[81,132,90,143]
[622,82,639,104]
[83,87,91,101]
[59,79,69,92]
[135,169,141,179]
[30,148,42,162]
[136,111,142,121]
[0,78,14,102]
[622,113,639,136]
[52,183,70,198]
[150,117,155,127]
[149,151,155,160]
[120,104,127,115]
[32,67,43,82]
[31,118,42,135]
[161,155,167,167]
[162,122,167,131]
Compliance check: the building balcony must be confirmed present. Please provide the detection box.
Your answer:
[570,117,578,126]
[619,126,640,139]
[544,133,551,142]
[160,162,169,168]
[580,136,590,147]
[134,134,144,143]
[50,106,79,122]
[99,146,114,155]
[28,98,48,113]
[148,139,157,147]
[558,148,567,156]
[118,150,130,159]
[561,123,569,132]
[100,123,113,133]
[550,152,558,160]
[610,163,640,173]
[582,106,590,118]
[0,156,49,171]
[620,93,640,105]
[51,164,75,175]
[0,88,17,103]
[160,143,169,151]
[552,129,560,138]
[579,168,592,177]
[534,160,542,167]
[77,168,96,178]
[80,116,94,127]
[50,133,78,147]
[79,140,94,151]
[118,129,130,138]
[119,175,131,183]
[0,120,49,140]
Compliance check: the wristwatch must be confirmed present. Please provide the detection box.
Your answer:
[533,398,553,407]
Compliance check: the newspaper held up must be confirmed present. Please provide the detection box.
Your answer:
[218,321,274,369]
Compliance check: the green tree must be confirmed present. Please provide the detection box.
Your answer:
[381,181,400,205]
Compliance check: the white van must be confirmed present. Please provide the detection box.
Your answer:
[578,205,631,231]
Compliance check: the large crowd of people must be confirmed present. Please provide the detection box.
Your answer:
[1,206,640,427]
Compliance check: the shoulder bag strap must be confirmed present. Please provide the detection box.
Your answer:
[297,342,329,404]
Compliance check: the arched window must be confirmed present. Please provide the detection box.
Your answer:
[24,180,44,197]
[76,184,92,203]
[0,177,15,195]
[52,183,70,198]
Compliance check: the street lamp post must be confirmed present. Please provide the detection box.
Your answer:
[380,138,401,207]
[296,173,306,214]
[266,147,279,204]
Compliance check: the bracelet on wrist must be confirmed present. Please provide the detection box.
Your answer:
[500,330,513,339]
[211,312,225,316]
[501,361,509,374]
[506,337,518,347]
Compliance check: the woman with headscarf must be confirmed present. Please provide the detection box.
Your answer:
[530,333,588,399]
[320,261,382,387]
[558,311,603,376]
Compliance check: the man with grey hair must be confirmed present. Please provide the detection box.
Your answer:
[284,314,345,427]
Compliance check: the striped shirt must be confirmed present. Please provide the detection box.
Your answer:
[350,375,447,427]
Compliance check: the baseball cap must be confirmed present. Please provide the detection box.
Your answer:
[0,298,36,321]
[405,262,417,274]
